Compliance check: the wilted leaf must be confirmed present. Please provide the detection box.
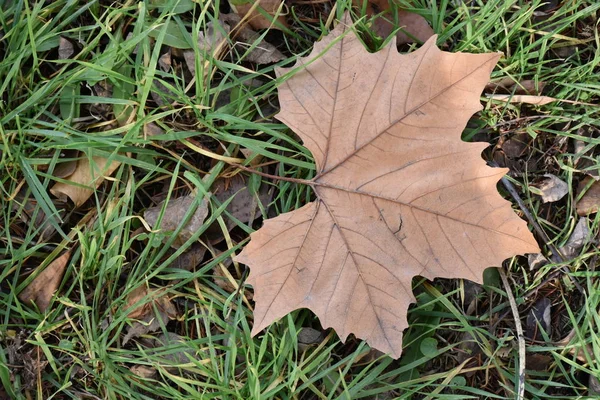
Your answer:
[355,0,435,45]
[487,94,558,105]
[58,36,75,59]
[527,253,548,271]
[231,0,288,31]
[222,13,285,64]
[183,19,230,75]
[50,155,120,207]
[576,177,600,215]
[52,149,80,178]
[19,251,71,312]
[559,217,590,259]
[144,194,209,248]
[526,297,551,341]
[213,174,272,230]
[534,174,568,203]
[485,77,545,95]
[235,14,539,358]
[122,286,177,345]
[130,365,157,379]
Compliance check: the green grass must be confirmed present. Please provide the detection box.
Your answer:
[1,0,600,398]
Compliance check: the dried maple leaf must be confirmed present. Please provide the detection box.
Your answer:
[235,14,540,358]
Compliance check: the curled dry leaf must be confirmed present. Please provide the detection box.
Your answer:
[535,174,568,203]
[19,251,72,312]
[487,94,558,105]
[222,13,285,64]
[235,13,539,358]
[122,286,177,345]
[355,0,434,45]
[212,174,272,231]
[576,177,600,215]
[50,155,120,207]
[144,194,209,248]
[559,217,590,260]
[525,297,551,341]
[183,19,230,75]
[230,0,288,31]
[485,77,545,95]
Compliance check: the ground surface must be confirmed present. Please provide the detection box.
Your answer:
[1,0,600,399]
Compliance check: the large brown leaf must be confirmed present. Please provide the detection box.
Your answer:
[235,14,540,358]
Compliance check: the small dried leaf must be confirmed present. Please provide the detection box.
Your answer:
[144,195,209,248]
[526,297,551,341]
[559,218,590,259]
[355,0,434,45]
[122,287,177,345]
[487,94,557,105]
[52,149,80,178]
[130,365,157,379]
[19,251,71,312]
[231,0,288,31]
[485,78,545,95]
[183,20,230,75]
[222,13,285,64]
[528,253,549,271]
[213,174,272,230]
[50,156,120,207]
[576,177,600,216]
[158,48,172,72]
[171,243,207,272]
[536,174,568,203]
[143,122,164,137]
[58,37,75,59]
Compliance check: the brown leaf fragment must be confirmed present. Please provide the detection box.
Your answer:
[144,194,209,248]
[122,287,177,345]
[50,155,120,207]
[231,0,288,31]
[58,37,75,59]
[213,174,272,230]
[52,149,80,178]
[527,253,548,271]
[235,13,539,358]
[576,177,600,215]
[485,78,545,95]
[554,329,593,363]
[130,365,157,379]
[222,13,285,64]
[158,48,172,72]
[355,0,434,45]
[559,218,591,260]
[183,20,230,75]
[487,94,558,105]
[525,297,551,341]
[171,243,207,272]
[19,251,71,312]
[534,174,568,203]
[526,353,553,371]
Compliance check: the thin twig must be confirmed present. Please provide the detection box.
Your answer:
[499,267,526,400]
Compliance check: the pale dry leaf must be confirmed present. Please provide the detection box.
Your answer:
[527,253,548,271]
[235,13,539,358]
[231,0,288,31]
[221,13,285,64]
[130,365,157,379]
[576,177,600,215]
[144,194,209,248]
[213,174,272,230]
[58,37,75,59]
[183,19,231,75]
[50,155,120,207]
[536,174,568,203]
[559,217,590,259]
[52,149,80,178]
[122,286,177,345]
[354,0,434,45]
[487,94,558,105]
[485,78,545,95]
[19,251,72,312]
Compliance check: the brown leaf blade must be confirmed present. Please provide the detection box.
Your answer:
[236,14,540,358]
[19,251,71,312]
